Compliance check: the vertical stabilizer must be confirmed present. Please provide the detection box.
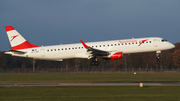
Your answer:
[5,26,39,50]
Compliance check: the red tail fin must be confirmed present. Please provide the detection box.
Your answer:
[5,26,39,50]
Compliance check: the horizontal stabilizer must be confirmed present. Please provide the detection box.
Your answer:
[5,50,26,55]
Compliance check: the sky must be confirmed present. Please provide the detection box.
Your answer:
[0,0,180,51]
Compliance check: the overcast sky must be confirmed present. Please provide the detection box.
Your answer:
[0,0,180,51]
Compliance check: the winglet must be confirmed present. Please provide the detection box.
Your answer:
[80,40,91,48]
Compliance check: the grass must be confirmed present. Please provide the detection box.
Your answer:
[0,86,180,101]
[0,73,180,83]
[1,73,180,101]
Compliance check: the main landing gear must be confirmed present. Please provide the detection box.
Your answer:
[91,58,99,66]
[91,61,99,66]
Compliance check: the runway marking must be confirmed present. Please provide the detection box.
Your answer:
[0,82,180,87]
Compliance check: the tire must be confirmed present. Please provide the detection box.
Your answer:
[95,61,99,66]
[91,61,95,66]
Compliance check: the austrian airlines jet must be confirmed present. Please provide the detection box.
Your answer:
[5,26,175,66]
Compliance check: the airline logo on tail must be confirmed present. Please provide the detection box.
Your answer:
[11,35,19,41]
[5,26,40,50]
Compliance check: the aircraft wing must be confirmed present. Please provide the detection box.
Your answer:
[80,40,109,58]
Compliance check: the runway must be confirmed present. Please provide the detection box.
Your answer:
[0,82,180,87]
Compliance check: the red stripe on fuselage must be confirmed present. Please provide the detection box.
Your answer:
[5,26,15,32]
[12,41,39,50]
[139,39,148,46]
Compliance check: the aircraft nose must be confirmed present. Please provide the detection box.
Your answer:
[170,43,175,49]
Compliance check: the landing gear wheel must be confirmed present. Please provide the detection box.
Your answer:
[95,61,99,66]
[91,61,95,66]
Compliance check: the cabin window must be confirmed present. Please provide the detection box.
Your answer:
[111,44,113,46]
[99,45,101,47]
[149,41,151,43]
[47,50,49,52]
[79,47,80,49]
[72,48,74,49]
[125,43,127,45]
[65,48,67,50]
[118,44,120,45]
[103,45,105,47]
[54,49,56,51]
[51,49,53,51]
[129,43,131,45]
[107,45,109,46]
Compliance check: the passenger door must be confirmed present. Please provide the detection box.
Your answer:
[154,39,158,47]
[40,49,45,57]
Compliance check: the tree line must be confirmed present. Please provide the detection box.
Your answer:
[0,43,180,73]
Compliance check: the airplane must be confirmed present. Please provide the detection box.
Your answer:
[4,26,175,66]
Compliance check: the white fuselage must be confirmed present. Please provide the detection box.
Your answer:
[9,37,175,61]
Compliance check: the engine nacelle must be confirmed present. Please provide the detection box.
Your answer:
[104,51,123,60]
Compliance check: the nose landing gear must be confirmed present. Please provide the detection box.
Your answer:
[156,51,161,59]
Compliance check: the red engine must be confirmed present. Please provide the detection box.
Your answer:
[105,51,123,60]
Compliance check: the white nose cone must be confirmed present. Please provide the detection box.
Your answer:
[170,43,175,49]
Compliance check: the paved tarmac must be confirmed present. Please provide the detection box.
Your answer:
[0,82,180,87]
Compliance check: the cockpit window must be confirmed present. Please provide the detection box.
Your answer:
[162,39,168,42]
